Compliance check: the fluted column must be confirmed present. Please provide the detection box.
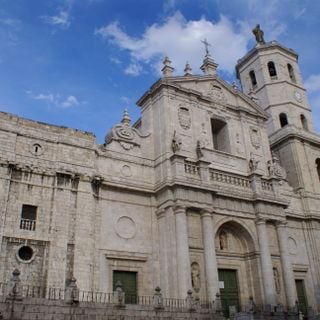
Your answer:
[255,218,277,306]
[276,221,297,308]
[201,210,219,301]
[174,205,192,298]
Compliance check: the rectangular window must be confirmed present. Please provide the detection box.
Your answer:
[20,204,37,231]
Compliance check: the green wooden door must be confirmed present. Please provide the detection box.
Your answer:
[218,269,240,318]
[113,271,137,304]
[295,279,308,315]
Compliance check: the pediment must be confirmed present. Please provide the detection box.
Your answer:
[167,76,268,119]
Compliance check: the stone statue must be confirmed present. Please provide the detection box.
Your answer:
[219,230,228,250]
[249,153,259,172]
[252,24,265,45]
[273,267,281,293]
[267,154,287,180]
[191,263,201,293]
[172,131,182,153]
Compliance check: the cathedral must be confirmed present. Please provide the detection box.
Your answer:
[0,25,319,317]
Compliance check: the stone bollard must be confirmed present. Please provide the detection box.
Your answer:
[186,290,196,312]
[6,269,23,301]
[153,286,164,310]
[114,280,125,308]
[65,277,79,304]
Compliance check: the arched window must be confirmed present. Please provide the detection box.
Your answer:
[249,70,257,88]
[268,61,277,78]
[279,113,288,127]
[300,114,308,130]
[316,158,320,181]
[287,63,296,82]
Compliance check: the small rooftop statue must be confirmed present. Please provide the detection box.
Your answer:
[252,24,265,45]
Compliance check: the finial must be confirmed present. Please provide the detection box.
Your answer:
[161,56,174,77]
[121,108,131,125]
[184,62,192,76]
[201,38,211,56]
[252,24,265,45]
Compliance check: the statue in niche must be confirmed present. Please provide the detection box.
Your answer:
[219,230,228,250]
[252,24,265,45]
[273,267,281,293]
[191,262,201,293]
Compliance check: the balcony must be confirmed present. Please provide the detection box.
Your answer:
[20,219,36,231]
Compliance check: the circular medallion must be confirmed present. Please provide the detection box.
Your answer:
[115,216,137,239]
[121,165,132,177]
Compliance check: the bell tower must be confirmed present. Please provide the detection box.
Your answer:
[236,24,314,135]
[236,25,320,197]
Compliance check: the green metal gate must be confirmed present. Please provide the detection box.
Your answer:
[218,269,240,318]
[295,279,308,315]
[113,271,137,304]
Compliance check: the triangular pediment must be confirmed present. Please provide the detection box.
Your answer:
[138,75,268,120]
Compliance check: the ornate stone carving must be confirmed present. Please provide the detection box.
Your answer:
[105,109,149,150]
[178,106,191,130]
[207,84,226,103]
[250,127,261,149]
[267,154,287,180]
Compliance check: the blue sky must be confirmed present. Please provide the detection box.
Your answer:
[0,0,320,143]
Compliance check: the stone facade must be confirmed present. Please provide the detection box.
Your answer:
[0,28,320,317]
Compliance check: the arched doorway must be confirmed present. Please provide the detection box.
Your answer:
[215,220,259,318]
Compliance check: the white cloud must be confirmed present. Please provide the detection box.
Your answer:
[305,74,320,93]
[124,63,142,76]
[27,91,80,109]
[95,12,250,75]
[61,95,79,108]
[42,10,71,29]
[33,93,55,103]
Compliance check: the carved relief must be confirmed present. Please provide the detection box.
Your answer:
[250,127,261,149]
[191,262,201,293]
[178,106,191,130]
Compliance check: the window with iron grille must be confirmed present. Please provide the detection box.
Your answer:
[20,204,37,231]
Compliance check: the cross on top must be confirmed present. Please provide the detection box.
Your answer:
[201,38,211,55]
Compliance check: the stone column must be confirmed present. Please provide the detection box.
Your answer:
[255,218,277,306]
[276,221,297,308]
[157,209,169,296]
[201,210,219,302]
[174,205,192,298]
